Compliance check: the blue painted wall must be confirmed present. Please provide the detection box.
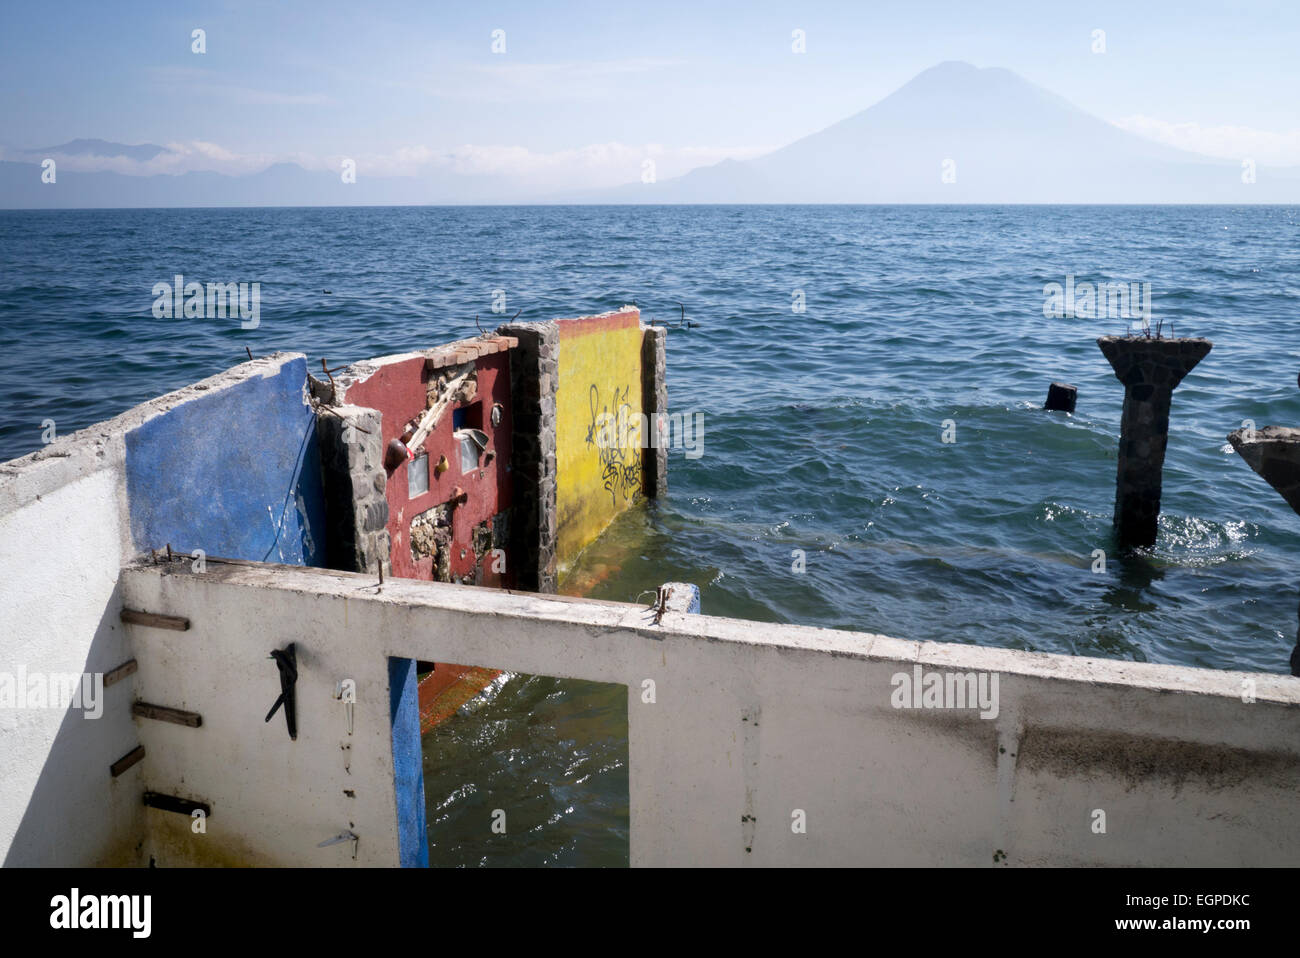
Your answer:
[388,657,429,867]
[125,357,325,565]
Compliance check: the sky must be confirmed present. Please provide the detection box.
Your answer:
[2,0,1298,191]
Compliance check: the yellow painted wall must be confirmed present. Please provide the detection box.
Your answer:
[555,310,645,573]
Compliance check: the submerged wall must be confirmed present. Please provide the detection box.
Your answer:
[117,558,1300,868]
[335,336,517,587]
[126,357,325,564]
[0,354,327,867]
[315,314,669,594]
[552,307,653,575]
[0,464,139,866]
[0,318,673,867]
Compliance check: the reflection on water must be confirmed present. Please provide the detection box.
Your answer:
[422,672,629,867]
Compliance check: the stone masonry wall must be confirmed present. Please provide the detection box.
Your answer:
[316,404,390,575]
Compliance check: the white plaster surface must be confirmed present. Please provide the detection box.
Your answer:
[5,348,1299,867]
[118,559,1300,867]
[0,468,142,865]
[0,353,306,867]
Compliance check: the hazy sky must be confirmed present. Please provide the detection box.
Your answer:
[3,0,1298,189]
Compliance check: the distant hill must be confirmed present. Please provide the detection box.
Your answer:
[4,63,1298,207]
[27,139,172,163]
[0,158,535,208]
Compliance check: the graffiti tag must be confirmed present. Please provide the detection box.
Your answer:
[586,383,642,505]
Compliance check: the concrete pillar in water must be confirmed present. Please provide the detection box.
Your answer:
[1228,425,1300,514]
[1227,425,1300,675]
[1097,336,1212,548]
[1044,382,1077,413]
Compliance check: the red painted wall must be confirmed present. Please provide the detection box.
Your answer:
[343,349,514,587]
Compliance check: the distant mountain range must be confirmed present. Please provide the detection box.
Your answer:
[4,62,1297,207]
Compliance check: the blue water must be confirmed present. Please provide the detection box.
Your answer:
[4,204,1298,671]
[4,205,1299,863]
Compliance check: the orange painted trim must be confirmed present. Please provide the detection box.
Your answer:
[556,308,640,340]
[417,665,502,733]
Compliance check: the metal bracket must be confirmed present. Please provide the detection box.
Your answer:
[636,586,673,628]
[265,643,298,740]
[317,830,358,860]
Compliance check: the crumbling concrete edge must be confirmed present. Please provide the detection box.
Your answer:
[312,335,519,406]
[641,324,667,499]
[0,353,308,543]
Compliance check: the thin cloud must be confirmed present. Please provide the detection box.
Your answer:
[3,139,775,189]
[1114,114,1300,167]
[332,141,774,187]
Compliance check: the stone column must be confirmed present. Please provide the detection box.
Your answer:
[1227,425,1300,675]
[498,320,559,594]
[641,325,668,499]
[1097,336,1212,548]
[315,404,390,575]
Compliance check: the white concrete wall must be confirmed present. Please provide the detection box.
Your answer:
[0,457,141,865]
[0,353,309,867]
[118,559,1300,867]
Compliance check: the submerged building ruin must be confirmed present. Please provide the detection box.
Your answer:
[2,310,1300,867]
[309,309,667,727]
